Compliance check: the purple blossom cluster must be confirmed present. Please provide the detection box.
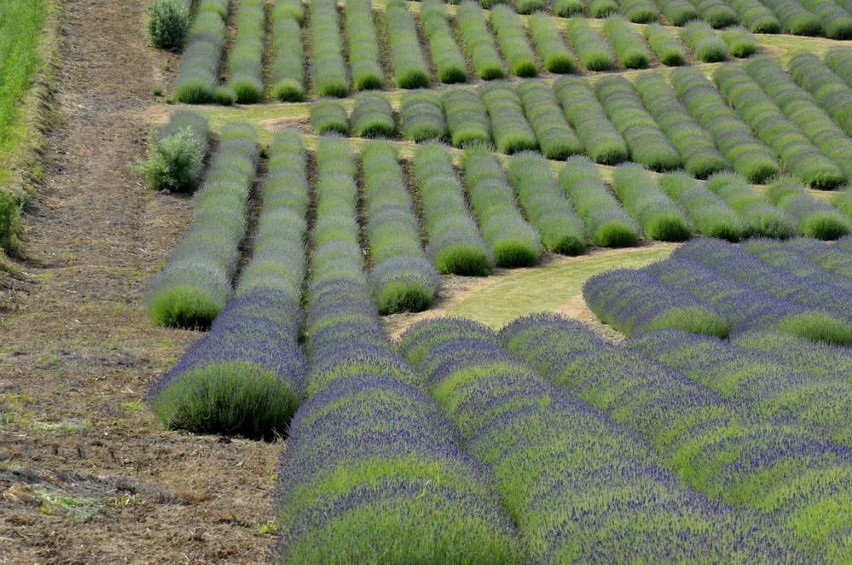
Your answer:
[583,267,729,337]
[500,313,850,556]
[743,238,852,292]
[275,374,521,562]
[627,328,852,444]
[148,288,305,438]
[673,238,852,321]
[400,317,799,561]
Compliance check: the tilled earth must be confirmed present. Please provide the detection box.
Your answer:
[0,1,280,562]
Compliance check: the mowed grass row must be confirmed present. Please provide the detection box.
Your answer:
[171,0,788,103]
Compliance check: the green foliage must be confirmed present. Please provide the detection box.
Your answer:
[386,0,431,88]
[788,53,852,137]
[442,89,491,148]
[681,20,729,62]
[421,0,469,84]
[310,0,349,97]
[759,0,822,35]
[351,93,395,138]
[400,90,447,142]
[414,143,494,275]
[456,1,506,80]
[508,152,586,255]
[554,77,628,165]
[480,83,537,154]
[566,18,614,71]
[226,0,265,104]
[634,73,728,178]
[705,172,798,238]
[174,0,228,103]
[490,5,538,77]
[644,24,687,66]
[0,191,20,254]
[824,47,852,88]
[462,149,541,268]
[612,164,693,242]
[766,177,852,240]
[553,0,585,16]
[652,0,698,25]
[801,0,852,39]
[691,0,738,28]
[345,0,384,91]
[139,112,209,193]
[527,13,575,74]
[558,156,640,247]
[270,6,305,102]
[671,67,780,183]
[602,16,650,69]
[714,65,846,189]
[589,0,619,18]
[517,82,583,160]
[146,0,191,52]
[620,0,658,23]
[310,99,350,135]
[727,0,780,32]
[595,75,681,171]
[720,26,758,58]
[659,172,745,241]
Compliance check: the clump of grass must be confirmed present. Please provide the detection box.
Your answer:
[612,163,693,242]
[554,77,628,165]
[420,0,469,84]
[400,90,447,142]
[681,20,729,62]
[138,110,209,193]
[479,83,537,154]
[490,5,538,77]
[517,82,583,160]
[146,0,191,52]
[310,0,349,97]
[442,88,491,148]
[527,12,575,74]
[345,0,384,91]
[644,24,687,66]
[385,0,431,88]
[508,152,586,255]
[456,1,507,80]
[558,156,640,247]
[173,0,228,103]
[595,75,681,171]
[566,18,615,71]
[310,99,350,135]
[351,93,395,138]
[462,149,541,267]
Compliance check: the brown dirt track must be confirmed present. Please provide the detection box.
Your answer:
[0,1,280,562]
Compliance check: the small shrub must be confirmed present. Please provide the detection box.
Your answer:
[442,89,491,148]
[139,128,206,193]
[554,77,628,165]
[721,26,758,58]
[400,90,448,142]
[0,191,20,254]
[385,0,431,88]
[566,18,615,72]
[457,1,506,80]
[490,5,538,77]
[310,99,350,135]
[602,16,650,69]
[147,0,191,52]
[528,12,575,74]
[517,82,583,160]
[681,20,729,62]
[351,94,395,138]
[480,83,537,154]
[644,24,687,66]
[421,0,469,84]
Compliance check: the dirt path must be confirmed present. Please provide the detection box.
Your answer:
[0,1,279,562]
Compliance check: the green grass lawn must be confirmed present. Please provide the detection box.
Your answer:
[0,0,46,187]
[449,244,675,328]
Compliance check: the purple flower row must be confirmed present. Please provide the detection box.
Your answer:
[399,317,800,561]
